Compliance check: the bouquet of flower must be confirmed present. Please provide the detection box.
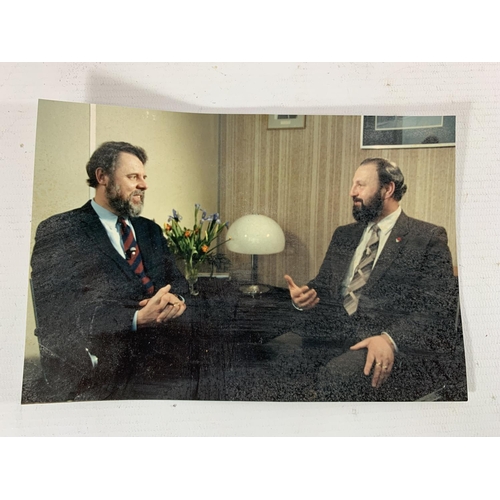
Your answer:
[164,204,229,286]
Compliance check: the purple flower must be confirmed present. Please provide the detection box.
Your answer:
[168,209,182,222]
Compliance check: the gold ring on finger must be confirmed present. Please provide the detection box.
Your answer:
[375,362,382,367]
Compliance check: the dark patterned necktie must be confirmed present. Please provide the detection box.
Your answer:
[117,217,154,296]
[343,224,380,316]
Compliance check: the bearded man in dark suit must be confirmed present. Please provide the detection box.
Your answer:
[284,158,462,401]
[30,141,189,401]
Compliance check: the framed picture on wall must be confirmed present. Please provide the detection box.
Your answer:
[268,114,306,129]
[361,115,456,149]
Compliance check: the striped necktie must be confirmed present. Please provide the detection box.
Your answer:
[343,224,380,316]
[117,217,154,296]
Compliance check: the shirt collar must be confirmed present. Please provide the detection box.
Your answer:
[366,205,402,235]
[91,199,127,227]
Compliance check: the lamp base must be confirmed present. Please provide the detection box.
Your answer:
[239,284,270,296]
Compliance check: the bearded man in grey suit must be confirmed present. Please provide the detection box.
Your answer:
[30,141,189,402]
[284,158,463,401]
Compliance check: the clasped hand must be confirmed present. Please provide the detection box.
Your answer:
[136,284,186,327]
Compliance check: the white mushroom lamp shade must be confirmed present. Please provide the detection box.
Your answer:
[226,214,285,255]
[226,214,285,295]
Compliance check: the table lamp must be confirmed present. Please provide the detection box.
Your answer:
[226,214,285,295]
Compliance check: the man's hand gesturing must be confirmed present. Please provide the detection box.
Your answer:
[284,274,320,310]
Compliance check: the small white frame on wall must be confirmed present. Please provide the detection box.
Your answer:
[267,114,306,129]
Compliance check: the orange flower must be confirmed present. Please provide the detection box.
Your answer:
[164,223,172,231]
[201,244,209,253]
[184,230,192,237]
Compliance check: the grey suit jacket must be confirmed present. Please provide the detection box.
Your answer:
[306,212,457,354]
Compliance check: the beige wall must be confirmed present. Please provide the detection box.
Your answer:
[219,114,456,288]
[96,105,219,226]
[25,101,219,359]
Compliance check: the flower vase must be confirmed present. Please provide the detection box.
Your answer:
[184,261,200,296]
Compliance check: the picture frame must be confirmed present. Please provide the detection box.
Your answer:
[268,114,306,129]
[361,115,456,149]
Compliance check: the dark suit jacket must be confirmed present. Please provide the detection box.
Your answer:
[305,212,458,355]
[31,201,188,396]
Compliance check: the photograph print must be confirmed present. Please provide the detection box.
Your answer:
[21,101,467,404]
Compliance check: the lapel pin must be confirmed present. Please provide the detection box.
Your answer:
[395,237,402,243]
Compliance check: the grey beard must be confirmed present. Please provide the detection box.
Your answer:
[106,185,144,218]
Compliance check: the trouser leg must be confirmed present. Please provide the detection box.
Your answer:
[316,348,448,402]
[316,348,377,401]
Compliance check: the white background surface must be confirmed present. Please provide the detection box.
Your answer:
[1,62,499,438]
[1,0,499,488]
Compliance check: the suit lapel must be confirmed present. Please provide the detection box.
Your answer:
[331,223,365,292]
[77,201,134,277]
[366,211,410,287]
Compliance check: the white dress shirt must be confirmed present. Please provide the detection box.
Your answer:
[341,206,402,295]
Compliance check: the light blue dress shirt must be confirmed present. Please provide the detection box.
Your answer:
[91,200,139,330]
